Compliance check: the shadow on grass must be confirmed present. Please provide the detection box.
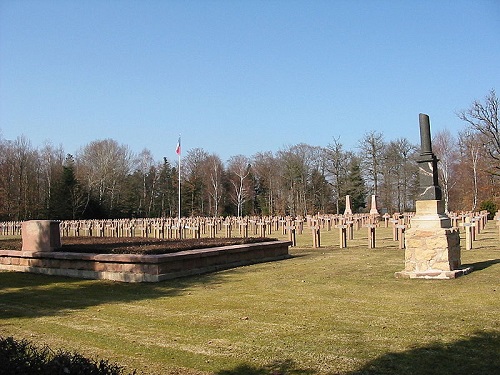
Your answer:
[462,258,500,272]
[0,271,223,319]
[216,359,315,375]
[215,331,500,375]
[349,330,500,375]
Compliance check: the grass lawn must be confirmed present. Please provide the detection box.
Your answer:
[0,222,499,374]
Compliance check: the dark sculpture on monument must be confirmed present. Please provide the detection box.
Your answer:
[395,114,472,279]
[417,113,442,201]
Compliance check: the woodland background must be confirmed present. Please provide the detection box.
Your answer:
[1,90,498,221]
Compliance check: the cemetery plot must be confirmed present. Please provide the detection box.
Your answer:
[1,236,277,255]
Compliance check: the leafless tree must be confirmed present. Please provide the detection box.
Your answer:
[252,151,278,215]
[227,154,252,217]
[380,138,417,212]
[135,148,157,217]
[458,130,484,211]
[325,137,351,214]
[39,142,65,213]
[76,139,133,215]
[182,148,209,216]
[434,129,459,213]
[205,153,224,216]
[358,131,385,197]
[458,89,500,176]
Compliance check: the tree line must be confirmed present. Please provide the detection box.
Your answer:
[1,90,498,221]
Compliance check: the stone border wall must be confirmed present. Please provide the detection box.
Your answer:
[0,241,291,282]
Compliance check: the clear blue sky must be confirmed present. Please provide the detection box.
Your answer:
[1,0,499,163]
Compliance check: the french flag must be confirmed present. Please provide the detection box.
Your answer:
[175,137,181,156]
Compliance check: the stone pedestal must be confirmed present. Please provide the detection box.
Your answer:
[22,220,61,252]
[395,200,472,279]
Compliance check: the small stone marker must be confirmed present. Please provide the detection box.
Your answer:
[258,221,266,237]
[366,224,376,249]
[396,224,406,249]
[287,226,296,247]
[224,222,232,238]
[312,226,321,248]
[192,225,201,239]
[346,220,354,240]
[383,213,390,228]
[461,217,474,250]
[337,224,347,248]
[391,219,399,241]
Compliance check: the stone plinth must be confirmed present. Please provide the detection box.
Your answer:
[409,200,450,229]
[22,220,61,252]
[395,200,472,279]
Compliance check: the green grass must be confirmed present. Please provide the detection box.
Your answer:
[0,222,499,374]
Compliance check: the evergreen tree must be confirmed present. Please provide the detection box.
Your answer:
[344,157,367,213]
[49,155,83,219]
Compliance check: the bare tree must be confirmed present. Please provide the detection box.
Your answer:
[434,129,458,213]
[39,142,65,214]
[252,151,278,215]
[205,154,224,216]
[12,136,41,219]
[76,139,133,216]
[182,148,209,216]
[227,155,252,217]
[326,137,351,214]
[458,89,500,176]
[0,137,11,219]
[135,149,157,217]
[276,144,313,216]
[380,138,417,212]
[458,130,482,211]
[358,131,385,197]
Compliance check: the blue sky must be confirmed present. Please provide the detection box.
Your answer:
[1,0,499,163]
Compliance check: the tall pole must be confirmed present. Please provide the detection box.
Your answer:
[178,151,181,222]
[176,135,181,223]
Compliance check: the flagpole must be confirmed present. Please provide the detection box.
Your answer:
[177,135,181,223]
[178,151,181,222]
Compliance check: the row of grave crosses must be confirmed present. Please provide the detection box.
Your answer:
[0,221,22,236]
[0,209,496,250]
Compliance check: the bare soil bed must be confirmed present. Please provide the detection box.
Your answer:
[0,236,277,255]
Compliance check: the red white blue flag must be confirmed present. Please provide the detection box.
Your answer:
[175,136,181,156]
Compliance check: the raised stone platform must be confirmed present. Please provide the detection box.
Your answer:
[0,241,291,282]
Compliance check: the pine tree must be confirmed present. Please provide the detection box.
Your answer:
[344,157,367,213]
[49,155,82,219]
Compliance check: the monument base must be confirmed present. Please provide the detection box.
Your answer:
[395,200,472,280]
[395,267,473,280]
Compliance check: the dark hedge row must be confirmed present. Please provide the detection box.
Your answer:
[0,336,137,375]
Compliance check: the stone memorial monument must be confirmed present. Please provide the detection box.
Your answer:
[395,114,472,279]
[22,220,61,252]
[369,195,379,216]
[344,195,353,215]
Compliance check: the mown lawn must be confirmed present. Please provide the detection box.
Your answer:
[0,222,499,374]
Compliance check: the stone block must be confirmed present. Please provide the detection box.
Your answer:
[22,220,61,252]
